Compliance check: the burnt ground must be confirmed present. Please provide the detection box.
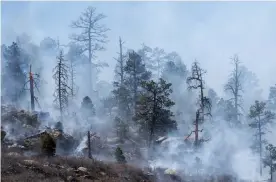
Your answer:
[1,146,155,182]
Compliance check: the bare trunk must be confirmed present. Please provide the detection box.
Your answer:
[58,62,63,122]
[29,65,35,111]
[133,51,137,115]
[200,79,204,122]
[271,153,273,182]
[258,115,262,176]
[70,61,74,98]
[87,130,92,159]
[88,32,93,98]
[234,62,239,123]
[119,37,124,85]
[194,110,200,148]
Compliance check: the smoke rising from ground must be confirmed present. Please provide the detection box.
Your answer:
[2,2,276,181]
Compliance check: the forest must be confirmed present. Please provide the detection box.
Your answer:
[1,4,276,182]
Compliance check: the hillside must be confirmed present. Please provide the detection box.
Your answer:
[1,148,154,182]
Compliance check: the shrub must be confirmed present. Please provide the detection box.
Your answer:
[115,146,126,164]
[54,121,63,132]
[1,130,6,141]
[40,133,56,157]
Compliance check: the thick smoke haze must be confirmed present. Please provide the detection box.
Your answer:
[2,1,276,97]
[1,1,276,182]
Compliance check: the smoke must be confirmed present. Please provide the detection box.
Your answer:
[2,2,276,181]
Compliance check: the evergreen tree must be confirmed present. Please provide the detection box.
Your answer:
[224,55,243,125]
[124,51,151,115]
[70,6,109,97]
[135,78,177,147]
[263,144,276,182]
[53,50,71,121]
[54,121,64,132]
[268,84,276,111]
[137,43,152,69]
[2,42,27,105]
[248,100,275,176]
[115,146,126,164]
[81,96,96,119]
[186,61,211,122]
[114,116,128,144]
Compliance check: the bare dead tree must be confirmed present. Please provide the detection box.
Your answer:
[21,64,44,111]
[53,50,71,122]
[224,55,243,125]
[69,58,78,99]
[70,6,110,97]
[186,61,212,122]
[185,109,210,149]
[87,131,92,159]
[114,37,126,85]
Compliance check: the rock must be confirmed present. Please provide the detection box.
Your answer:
[23,159,39,165]
[67,167,74,172]
[77,166,87,172]
[83,175,92,179]
[67,176,74,181]
[164,168,177,175]
[100,171,106,176]
[7,152,20,157]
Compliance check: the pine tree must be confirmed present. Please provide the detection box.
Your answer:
[263,144,276,182]
[2,42,26,105]
[115,146,126,164]
[268,84,276,111]
[40,133,56,157]
[124,51,151,115]
[70,6,109,97]
[114,116,128,144]
[224,55,243,125]
[135,78,177,147]
[186,61,212,122]
[53,50,71,122]
[248,100,275,176]
[81,96,96,119]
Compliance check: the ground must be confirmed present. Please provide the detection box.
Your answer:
[1,146,154,182]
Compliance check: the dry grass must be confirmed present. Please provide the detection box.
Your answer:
[1,147,154,182]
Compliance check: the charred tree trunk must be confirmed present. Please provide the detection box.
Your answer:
[29,65,35,111]
[194,110,200,148]
[87,131,92,159]
[58,62,63,121]
[133,52,138,114]
[258,115,262,176]
[119,37,124,85]
[88,36,93,98]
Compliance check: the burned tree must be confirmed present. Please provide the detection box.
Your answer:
[114,37,126,86]
[186,61,211,121]
[248,100,275,176]
[53,50,71,122]
[70,6,109,97]
[68,57,78,100]
[186,61,211,149]
[22,65,43,111]
[224,55,243,125]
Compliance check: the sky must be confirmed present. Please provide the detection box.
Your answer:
[1,1,276,98]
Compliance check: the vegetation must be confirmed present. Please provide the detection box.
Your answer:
[1,4,276,181]
[115,146,127,164]
[40,133,56,157]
